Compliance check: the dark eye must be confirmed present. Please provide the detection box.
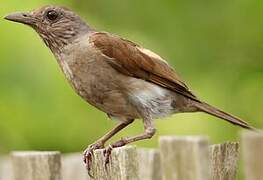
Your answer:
[46,10,59,21]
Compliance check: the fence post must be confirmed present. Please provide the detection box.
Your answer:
[241,131,263,180]
[137,148,162,180]
[159,136,209,180]
[92,146,139,180]
[209,142,239,180]
[11,151,61,180]
[62,153,90,180]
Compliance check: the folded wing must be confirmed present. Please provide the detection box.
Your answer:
[90,32,199,102]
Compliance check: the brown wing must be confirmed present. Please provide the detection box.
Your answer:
[90,32,199,101]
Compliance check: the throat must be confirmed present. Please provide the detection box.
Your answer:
[42,34,69,54]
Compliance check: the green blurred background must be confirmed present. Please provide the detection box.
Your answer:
[0,0,262,178]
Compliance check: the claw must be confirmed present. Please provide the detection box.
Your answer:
[103,144,113,169]
[83,141,104,178]
[83,149,94,177]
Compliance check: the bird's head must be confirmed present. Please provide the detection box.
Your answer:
[5,5,91,54]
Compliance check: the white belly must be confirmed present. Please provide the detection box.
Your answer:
[128,79,175,119]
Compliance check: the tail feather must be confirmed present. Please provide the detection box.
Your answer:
[193,101,256,130]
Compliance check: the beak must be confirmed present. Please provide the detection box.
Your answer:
[4,12,34,26]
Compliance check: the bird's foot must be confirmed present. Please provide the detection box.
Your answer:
[83,141,104,177]
[102,138,128,168]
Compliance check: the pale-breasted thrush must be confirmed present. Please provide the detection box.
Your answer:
[5,5,256,174]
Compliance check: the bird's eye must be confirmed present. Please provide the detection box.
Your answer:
[46,10,59,21]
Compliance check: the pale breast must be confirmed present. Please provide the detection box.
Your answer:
[58,38,140,119]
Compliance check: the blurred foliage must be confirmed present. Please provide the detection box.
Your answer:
[0,0,262,178]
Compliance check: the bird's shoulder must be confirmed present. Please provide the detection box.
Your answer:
[88,31,198,101]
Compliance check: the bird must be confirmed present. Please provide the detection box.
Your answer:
[5,5,256,174]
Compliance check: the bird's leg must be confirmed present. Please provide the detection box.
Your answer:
[103,117,156,166]
[83,118,134,176]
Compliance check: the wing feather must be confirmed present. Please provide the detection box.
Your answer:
[90,32,199,101]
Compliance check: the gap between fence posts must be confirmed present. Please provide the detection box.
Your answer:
[137,148,162,180]
[11,151,61,180]
[241,130,263,180]
[62,153,90,180]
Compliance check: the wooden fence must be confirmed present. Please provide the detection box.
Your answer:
[0,130,262,180]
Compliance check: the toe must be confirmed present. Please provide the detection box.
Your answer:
[103,145,113,168]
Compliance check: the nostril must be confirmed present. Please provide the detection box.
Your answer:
[22,13,28,17]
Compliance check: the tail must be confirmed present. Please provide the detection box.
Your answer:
[192,101,256,130]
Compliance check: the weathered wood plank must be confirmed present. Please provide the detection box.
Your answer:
[209,142,239,180]
[137,148,162,180]
[11,151,61,180]
[241,130,263,180]
[92,146,139,180]
[62,153,90,180]
[159,136,209,180]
